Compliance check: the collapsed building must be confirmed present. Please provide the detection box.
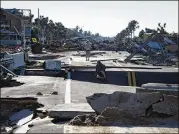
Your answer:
[0,8,32,87]
[61,36,116,51]
[124,33,178,66]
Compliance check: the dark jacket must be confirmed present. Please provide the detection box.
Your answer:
[96,61,106,73]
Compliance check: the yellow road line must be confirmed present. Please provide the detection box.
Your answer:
[127,72,132,86]
[131,71,136,86]
[113,62,133,86]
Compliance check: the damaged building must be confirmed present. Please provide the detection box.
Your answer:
[0,4,178,134]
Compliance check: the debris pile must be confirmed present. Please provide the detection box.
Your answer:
[0,66,23,88]
[0,97,43,127]
[125,34,178,66]
[47,36,116,52]
[0,46,23,54]
[68,91,178,126]
[69,114,97,126]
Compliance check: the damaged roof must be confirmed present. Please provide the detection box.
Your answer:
[146,41,163,49]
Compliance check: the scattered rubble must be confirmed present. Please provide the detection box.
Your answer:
[123,33,178,67]
[97,107,153,126]
[68,107,153,126]
[0,61,22,88]
[51,91,58,95]
[47,36,116,52]
[36,92,43,96]
[28,124,34,128]
[0,97,43,127]
[68,114,97,126]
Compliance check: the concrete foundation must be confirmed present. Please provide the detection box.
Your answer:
[48,103,95,119]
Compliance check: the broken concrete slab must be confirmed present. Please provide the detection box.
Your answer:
[86,91,163,117]
[69,92,178,127]
[136,87,178,96]
[137,83,178,96]
[153,94,178,117]
[48,103,95,119]
[100,107,130,121]
[141,83,178,90]
[84,91,178,127]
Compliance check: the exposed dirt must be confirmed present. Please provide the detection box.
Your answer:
[68,114,97,126]
[68,106,177,126]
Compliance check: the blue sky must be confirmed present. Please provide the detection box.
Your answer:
[1,1,178,37]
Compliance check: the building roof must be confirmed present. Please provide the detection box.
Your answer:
[0,8,22,20]
[164,37,176,45]
[146,41,162,49]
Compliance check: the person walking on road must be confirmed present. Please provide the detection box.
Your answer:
[84,40,92,61]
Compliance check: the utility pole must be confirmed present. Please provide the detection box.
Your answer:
[42,26,45,46]
[23,24,26,49]
[38,8,40,42]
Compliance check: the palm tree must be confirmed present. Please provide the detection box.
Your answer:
[125,28,130,38]
[157,23,168,34]
[139,29,145,39]
[83,31,88,36]
[127,20,140,38]
[49,20,56,39]
[87,31,91,36]
[95,33,100,37]
[115,29,129,48]
[56,22,66,40]
[75,25,80,32]
[79,28,83,34]
[30,14,34,22]
[52,22,64,40]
